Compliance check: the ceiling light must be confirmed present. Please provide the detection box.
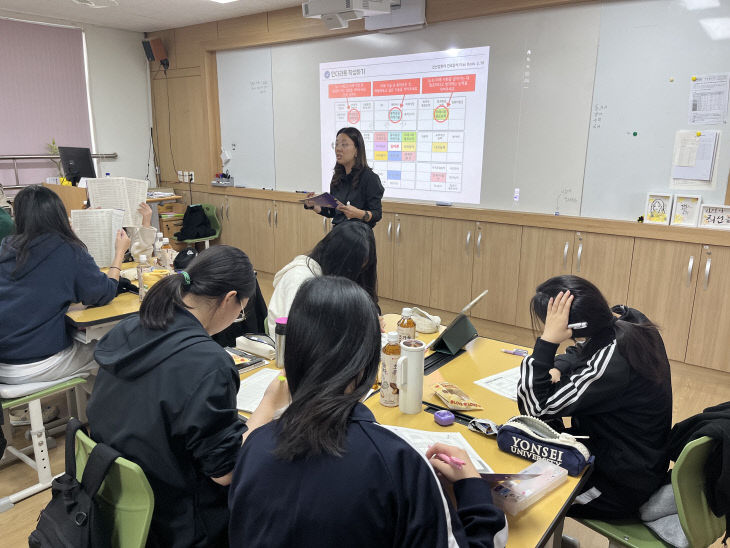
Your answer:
[682,0,720,10]
[72,0,119,7]
[700,17,730,40]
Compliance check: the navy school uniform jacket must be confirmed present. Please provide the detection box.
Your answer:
[0,233,117,362]
[516,323,672,508]
[87,308,245,548]
[228,403,508,548]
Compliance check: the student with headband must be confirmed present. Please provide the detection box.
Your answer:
[517,275,672,520]
[88,245,288,547]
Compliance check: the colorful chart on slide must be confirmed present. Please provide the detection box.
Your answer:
[319,47,489,205]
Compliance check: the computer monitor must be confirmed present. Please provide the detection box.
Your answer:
[58,146,96,185]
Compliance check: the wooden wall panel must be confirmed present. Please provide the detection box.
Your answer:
[426,0,596,23]
[174,22,217,68]
[217,12,269,43]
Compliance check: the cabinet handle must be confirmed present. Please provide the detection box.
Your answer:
[274,209,278,227]
[396,222,401,243]
[387,221,392,240]
[226,203,230,221]
[476,232,482,256]
[465,231,471,253]
[563,242,569,267]
[267,209,271,226]
[687,255,694,287]
[704,256,712,290]
[322,218,327,234]
[576,242,583,272]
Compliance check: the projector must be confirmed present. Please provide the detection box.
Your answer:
[302,0,392,29]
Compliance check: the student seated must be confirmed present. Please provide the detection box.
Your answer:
[128,201,157,261]
[0,185,129,384]
[0,206,13,242]
[229,276,508,547]
[87,246,256,548]
[267,219,378,334]
[517,275,672,519]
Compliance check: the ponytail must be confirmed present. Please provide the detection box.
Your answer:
[611,306,671,385]
[139,245,255,330]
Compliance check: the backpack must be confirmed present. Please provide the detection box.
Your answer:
[28,419,120,548]
[174,204,214,241]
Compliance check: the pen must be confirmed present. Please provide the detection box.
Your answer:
[278,375,287,382]
[568,322,588,329]
[437,453,466,469]
[501,348,529,356]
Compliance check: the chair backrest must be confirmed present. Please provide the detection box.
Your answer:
[672,435,725,547]
[200,203,222,237]
[75,430,155,548]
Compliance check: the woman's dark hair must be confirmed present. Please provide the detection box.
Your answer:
[308,220,378,304]
[3,185,85,273]
[330,127,369,188]
[530,275,670,384]
[274,276,381,460]
[140,245,255,330]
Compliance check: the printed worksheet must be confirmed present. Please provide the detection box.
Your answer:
[71,208,124,267]
[236,368,281,413]
[473,367,521,401]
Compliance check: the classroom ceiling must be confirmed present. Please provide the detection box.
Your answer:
[0,0,303,33]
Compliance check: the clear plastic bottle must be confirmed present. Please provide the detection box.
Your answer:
[397,307,416,343]
[136,254,153,301]
[159,237,173,269]
[153,232,164,265]
[380,332,400,407]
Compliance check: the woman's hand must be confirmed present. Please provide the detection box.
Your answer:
[541,290,574,344]
[138,202,153,227]
[379,315,386,333]
[114,228,131,257]
[304,192,322,214]
[426,443,481,482]
[335,200,364,220]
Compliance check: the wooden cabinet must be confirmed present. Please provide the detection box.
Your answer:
[373,213,395,300]
[244,198,275,273]
[471,223,523,325]
[273,201,304,272]
[572,232,634,307]
[686,245,730,371]
[515,227,575,328]
[430,219,476,313]
[301,211,331,255]
[627,239,701,361]
[392,214,433,306]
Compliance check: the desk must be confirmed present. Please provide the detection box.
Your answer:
[239,315,589,547]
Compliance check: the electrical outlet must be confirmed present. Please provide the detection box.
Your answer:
[177,170,183,182]
[189,171,195,183]
[183,171,189,182]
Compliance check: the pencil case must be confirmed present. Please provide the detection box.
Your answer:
[496,415,593,476]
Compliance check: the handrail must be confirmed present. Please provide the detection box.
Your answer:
[0,153,118,187]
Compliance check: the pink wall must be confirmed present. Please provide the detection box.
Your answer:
[0,19,92,189]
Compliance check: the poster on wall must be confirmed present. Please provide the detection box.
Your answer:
[319,47,490,205]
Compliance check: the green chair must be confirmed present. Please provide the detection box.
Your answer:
[579,436,725,547]
[75,429,155,548]
[177,203,221,249]
[0,377,88,512]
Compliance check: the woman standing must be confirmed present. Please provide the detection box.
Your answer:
[304,127,384,228]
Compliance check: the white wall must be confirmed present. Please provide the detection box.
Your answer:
[84,25,154,184]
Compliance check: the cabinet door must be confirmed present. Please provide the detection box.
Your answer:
[686,245,730,371]
[225,196,248,252]
[430,219,475,313]
[516,227,574,328]
[273,201,304,272]
[471,223,522,324]
[627,239,701,361]
[300,211,329,255]
[245,198,275,273]
[392,214,433,306]
[373,213,395,300]
[573,232,634,307]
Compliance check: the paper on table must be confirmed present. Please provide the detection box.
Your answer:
[688,73,730,125]
[236,368,280,413]
[87,177,149,227]
[381,425,492,474]
[473,366,521,402]
[71,208,124,267]
[671,131,718,182]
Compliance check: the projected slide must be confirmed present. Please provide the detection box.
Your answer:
[319,47,489,204]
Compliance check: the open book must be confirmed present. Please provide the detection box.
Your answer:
[86,177,149,227]
[71,209,124,267]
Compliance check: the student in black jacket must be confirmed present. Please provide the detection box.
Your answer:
[517,275,672,519]
[229,276,508,547]
[88,246,260,548]
[304,126,384,228]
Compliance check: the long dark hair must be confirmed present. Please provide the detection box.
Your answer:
[530,275,670,384]
[330,127,369,188]
[274,276,381,460]
[140,245,255,330]
[308,220,378,304]
[3,185,85,273]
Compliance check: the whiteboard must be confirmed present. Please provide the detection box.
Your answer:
[582,0,730,221]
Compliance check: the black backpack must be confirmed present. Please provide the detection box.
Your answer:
[174,204,215,241]
[28,419,120,548]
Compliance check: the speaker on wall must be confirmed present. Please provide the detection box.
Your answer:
[142,38,169,70]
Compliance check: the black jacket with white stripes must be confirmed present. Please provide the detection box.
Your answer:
[517,328,672,506]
